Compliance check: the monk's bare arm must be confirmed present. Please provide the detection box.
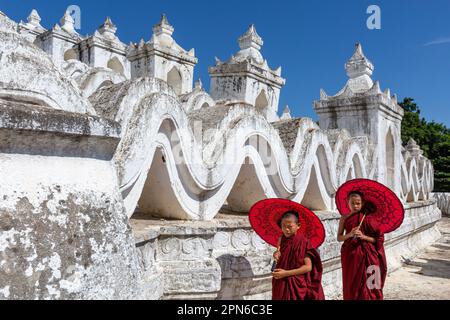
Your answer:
[285,256,313,276]
[337,217,356,242]
[360,235,376,244]
[354,229,377,243]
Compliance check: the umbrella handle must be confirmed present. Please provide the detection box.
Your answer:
[358,214,367,229]
[271,261,277,272]
[353,214,366,239]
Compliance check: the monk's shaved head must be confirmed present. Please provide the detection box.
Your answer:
[278,210,301,238]
[347,191,364,201]
[278,211,299,227]
[347,191,364,214]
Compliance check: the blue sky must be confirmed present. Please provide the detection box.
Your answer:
[2,0,450,126]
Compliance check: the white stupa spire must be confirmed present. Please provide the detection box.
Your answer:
[60,10,76,34]
[97,16,117,40]
[234,24,264,64]
[343,43,374,92]
[27,9,42,27]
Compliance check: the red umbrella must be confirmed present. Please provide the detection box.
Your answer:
[249,199,326,248]
[335,178,405,234]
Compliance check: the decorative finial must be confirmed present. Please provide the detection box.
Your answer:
[407,138,418,147]
[98,16,117,39]
[368,81,382,94]
[214,56,222,65]
[27,9,42,27]
[238,24,263,51]
[160,14,170,25]
[153,13,174,36]
[60,10,76,34]
[341,43,375,93]
[345,43,374,79]
[392,94,398,104]
[406,138,423,156]
[280,105,292,120]
[233,24,265,64]
[320,89,328,100]
[194,78,203,90]
[274,66,282,76]
[52,23,61,31]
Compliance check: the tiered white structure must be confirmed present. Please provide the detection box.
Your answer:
[0,9,442,300]
[208,24,285,122]
[433,192,450,215]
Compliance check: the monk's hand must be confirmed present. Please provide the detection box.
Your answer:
[273,250,281,261]
[354,230,364,238]
[348,227,359,238]
[272,269,288,279]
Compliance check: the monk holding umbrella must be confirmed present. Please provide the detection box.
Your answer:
[249,199,326,300]
[336,179,405,300]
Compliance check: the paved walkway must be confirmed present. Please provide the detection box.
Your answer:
[384,217,450,300]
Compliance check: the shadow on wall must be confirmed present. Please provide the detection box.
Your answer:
[215,254,272,300]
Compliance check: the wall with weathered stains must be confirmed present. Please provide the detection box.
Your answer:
[0,13,141,299]
[0,101,142,299]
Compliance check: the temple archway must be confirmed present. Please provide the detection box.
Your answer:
[300,165,328,211]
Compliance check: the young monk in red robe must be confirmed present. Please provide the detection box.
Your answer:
[337,191,387,300]
[272,211,325,300]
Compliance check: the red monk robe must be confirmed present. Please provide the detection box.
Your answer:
[272,232,325,300]
[341,212,387,300]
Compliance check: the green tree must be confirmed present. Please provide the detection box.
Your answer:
[400,98,450,192]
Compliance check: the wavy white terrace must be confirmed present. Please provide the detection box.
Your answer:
[0,9,442,299]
